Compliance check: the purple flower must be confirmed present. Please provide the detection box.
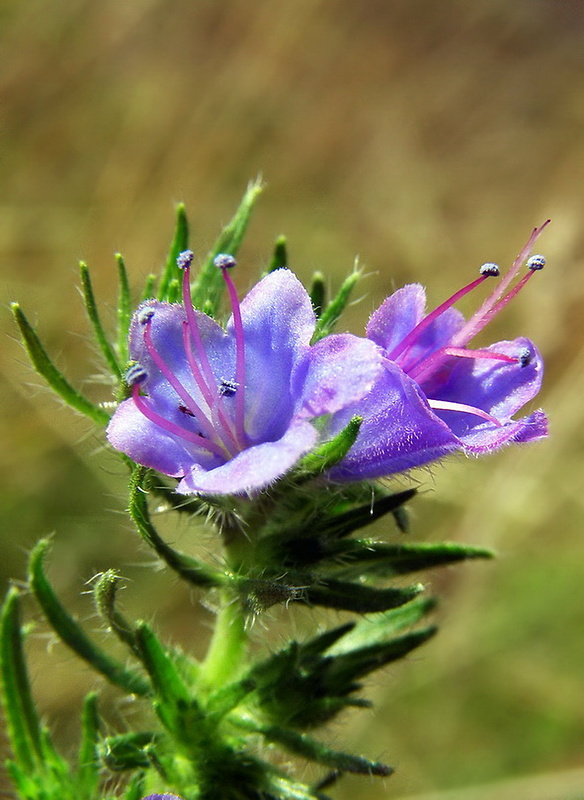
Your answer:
[140,796,184,800]
[107,255,382,495]
[329,225,549,481]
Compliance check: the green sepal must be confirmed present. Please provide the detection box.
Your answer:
[99,731,155,771]
[77,692,101,796]
[11,303,110,426]
[326,540,495,580]
[304,578,423,613]
[158,203,189,301]
[142,273,157,300]
[28,539,151,697]
[234,717,392,777]
[311,269,361,342]
[79,261,122,378]
[268,234,288,272]
[115,252,132,364]
[129,467,226,589]
[191,178,263,315]
[295,417,362,479]
[318,488,417,540]
[93,570,140,657]
[0,587,43,770]
[309,271,326,317]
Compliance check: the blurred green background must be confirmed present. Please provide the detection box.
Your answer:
[2,1,584,798]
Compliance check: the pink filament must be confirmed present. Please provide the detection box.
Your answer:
[132,385,225,457]
[427,398,503,427]
[220,267,248,448]
[409,345,517,385]
[388,274,489,362]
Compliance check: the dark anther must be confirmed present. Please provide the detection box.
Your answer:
[479,262,500,277]
[519,348,532,367]
[219,379,239,397]
[527,254,546,271]
[177,250,194,270]
[138,308,155,325]
[125,363,148,386]
[213,253,237,270]
[178,404,195,416]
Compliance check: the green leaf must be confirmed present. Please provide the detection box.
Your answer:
[309,271,326,317]
[79,261,122,378]
[191,178,264,315]
[327,540,495,579]
[0,587,43,770]
[78,692,101,796]
[296,417,362,479]
[235,717,392,776]
[311,268,361,342]
[93,570,140,657]
[319,488,417,539]
[28,539,150,697]
[325,626,437,690]
[268,235,288,272]
[99,731,155,771]
[11,303,110,426]
[129,467,225,589]
[328,596,436,655]
[304,578,423,613]
[158,203,189,301]
[115,252,132,364]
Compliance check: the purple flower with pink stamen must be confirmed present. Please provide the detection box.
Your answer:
[329,224,549,481]
[106,252,383,495]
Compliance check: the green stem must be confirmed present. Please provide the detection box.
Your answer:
[201,589,247,689]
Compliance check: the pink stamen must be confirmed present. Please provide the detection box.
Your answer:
[132,385,225,457]
[409,346,517,384]
[450,220,550,348]
[388,274,492,362]
[181,265,221,410]
[216,256,248,448]
[427,398,503,427]
[182,321,239,455]
[142,320,218,444]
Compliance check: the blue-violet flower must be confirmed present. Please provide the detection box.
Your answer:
[107,253,382,495]
[329,224,549,480]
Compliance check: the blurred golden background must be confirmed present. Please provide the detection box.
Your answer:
[2,1,584,798]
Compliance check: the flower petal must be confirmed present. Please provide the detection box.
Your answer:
[177,420,318,495]
[106,398,217,477]
[295,333,383,419]
[367,284,464,371]
[329,362,458,481]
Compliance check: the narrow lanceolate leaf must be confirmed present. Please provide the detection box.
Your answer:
[28,539,150,697]
[11,303,110,426]
[79,261,123,378]
[234,717,392,777]
[191,178,264,315]
[77,692,101,796]
[158,203,189,301]
[129,467,225,589]
[268,235,288,272]
[327,596,437,655]
[309,271,326,317]
[304,579,423,613]
[327,540,495,579]
[311,269,361,342]
[296,417,362,479]
[116,252,132,363]
[0,587,43,770]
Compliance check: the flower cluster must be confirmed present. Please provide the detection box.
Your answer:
[107,227,548,495]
